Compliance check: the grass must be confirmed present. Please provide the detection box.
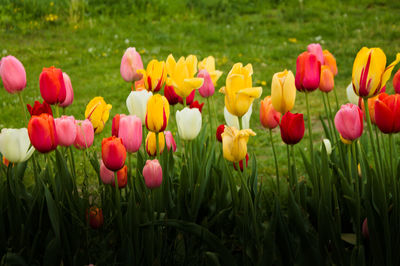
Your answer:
[1,0,400,179]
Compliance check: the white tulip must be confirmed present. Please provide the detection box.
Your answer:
[346,83,359,105]
[176,107,202,140]
[0,128,35,163]
[224,104,252,129]
[126,90,153,125]
[322,138,332,155]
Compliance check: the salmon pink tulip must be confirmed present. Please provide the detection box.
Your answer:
[164,131,176,152]
[143,159,163,189]
[28,113,58,153]
[319,65,334,93]
[307,43,324,65]
[0,55,26,94]
[260,96,281,130]
[54,116,76,147]
[120,47,143,82]
[74,119,94,149]
[323,50,338,76]
[39,66,66,105]
[118,115,142,153]
[59,72,74,107]
[334,103,364,143]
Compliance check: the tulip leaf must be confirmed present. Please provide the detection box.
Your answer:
[43,185,61,242]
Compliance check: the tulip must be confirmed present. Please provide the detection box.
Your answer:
[85,96,112,134]
[224,106,252,130]
[307,43,324,65]
[39,66,66,105]
[180,89,196,105]
[137,59,166,92]
[322,138,332,155]
[334,103,364,143]
[323,50,338,76]
[346,83,359,105]
[198,56,223,86]
[393,69,400,94]
[100,160,114,184]
[28,113,58,153]
[59,72,74,107]
[362,218,369,240]
[120,47,144,82]
[166,54,204,99]
[164,131,177,152]
[216,124,225,143]
[319,65,334,93]
[126,90,153,125]
[27,100,53,116]
[135,78,145,91]
[145,94,170,133]
[145,132,165,156]
[221,126,256,163]
[279,112,305,145]
[375,94,400,134]
[86,206,103,229]
[0,55,26,94]
[260,96,281,130]
[111,165,128,188]
[118,115,142,153]
[0,128,35,163]
[74,119,94,149]
[102,136,126,171]
[54,116,76,147]
[197,69,215,98]
[219,63,262,117]
[142,159,163,189]
[358,93,388,124]
[189,100,204,113]
[176,107,202,140]
[233,153,249,172]
[271,69,296,114]
[295,51,321,92]
[164,85,195,106]
[352,47,400,97]
[111,114,123,137]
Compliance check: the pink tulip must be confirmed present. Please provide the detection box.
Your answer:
[59,72,74,107]
[54,116,76,147]
[118,115,142,153]
[164,131,177,152]
[0,55,26,94]
[197,69,215,98]
[74,119,94,149]
[143,159,162,189]
[307,43,324,65]
[295,51,321,92]
[100,160,114,184]
[334,103,364,142]
[120,47,144,82]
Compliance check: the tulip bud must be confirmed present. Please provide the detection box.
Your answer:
[142,159,163,189]
[59,72,74,107]
[295,52,321,92]
[126,90,153,125]
[39,66,66,105]
[27,100,53,116]
[233,153,249,172]
[197,69,215,98]
[111,165,128,188]
[322,139,332,155]
[271,69,296,114]
[145,132,165,156]
[176,107,202,140]
[74,119,94,149]
[307,43,324,65]
[145,94,170,133]
[189,100,204,113]
[118,115,142,153]
[393,69,400,94]
[260,96,281,129]
[164,131,177,152]
[0,128,35,163]
[319,65,334,93]
[362,218,369,240]
[54,115,76,147]
[323,50,338,76]
[216,124,225,143]
[101,136,126,171]
[0,55,26,94]
[120,47,144,82]
[334,104,363,143]
[86,206,103,229]
[28,113,58,153]
[279,112,305,145]
[85,96,112,134]
[346,83,359,105]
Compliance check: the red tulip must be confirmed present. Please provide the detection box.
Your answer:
[189,100,204,113]
[295,52,321,92]
[375,94,400,134]
[279,111,305,145]
[358,93,388,124]
[164,85,195,106]
[233,153,249,172]
[0,55,26,94]
[393,69,400,94]
[85,206,103,229]
[101,136,126,171]
[27,100,53,116]
[334,103,363,142]
[28,113,58,153]
[111,114,123,137]
[216,124,225,142]
[39,66,66,105]
[111,165,128,188]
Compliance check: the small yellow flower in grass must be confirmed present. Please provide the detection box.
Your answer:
[288,38,298,43]
[198,56,223,86]
[85,96,112,134]
[222,126,256,163]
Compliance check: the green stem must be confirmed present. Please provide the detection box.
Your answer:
[290,145,297,193]
[333,88,340,111]
[389,134,395,179]
[352,142,361,250]
[269,129,280,195]
[363,97,381,177]
[305,92,316,177]
[114,172,123,239]
[374,125,385,174]
[207,97,213,140]
[286,144,292,189]
[238,116,243,130]
[321,91,332,139]
[17,92,28,124]
[55,104,60,118]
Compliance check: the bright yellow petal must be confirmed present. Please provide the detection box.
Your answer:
[210,70,223,85]
[271,72,283,113]
[186,55,198,78]
[366,48,386,96]
[352,47,370,93]
[244,63,253,76]
[380,53,400,91]
[237,87,262,98]
[166,54,176,77]
[282,70,296,113]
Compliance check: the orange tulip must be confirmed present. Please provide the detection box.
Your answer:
[260,96,281,129]
[323,50,338,76]
[319,65,334,93]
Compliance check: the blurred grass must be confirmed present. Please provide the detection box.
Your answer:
[1,0,400,180]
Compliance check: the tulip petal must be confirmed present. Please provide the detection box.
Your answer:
[183,78,204,91]
[380,53,400,91]
[375,99,394,134]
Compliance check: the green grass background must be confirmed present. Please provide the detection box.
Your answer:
[1,0,400,179]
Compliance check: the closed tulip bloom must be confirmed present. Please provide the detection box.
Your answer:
[120,47,144,82]
[74,119,94,149]
[279,112,305,145]
[126,90,153,125]
[260,96,281,129]
[322,139,332,155]
[111,114,123,137]
[319,65,334,93]
[176,107,202,140]
[222,126,256,163]
[271,69,296,114]
[86,206,103,229]
[0,128,35,163]
[197,69,215,98]
[166,54,204,99]
[145,94,170,132]
[137,59,166,92]
[224,106,252,130]
[323,50,338,76]
[198,56,223,86]
[54,116,76,147]
[27,100,53,116]
[189,100,204,113]
[164,131,177,152]
[295,52,321,92]
[219,63,262,117]
[28,113,58,153]
[100,160,114,184]
[142,159,163,189]
[111,165,128,188]
[375,94,400,134]
[307,43,324,65]
[164,84,181,105]
[145,132,165,156]
[59,72,74,107]
[334,104,364,142]
[346,83,359,105]
[118,115,142,153]
[216,124,225,142]
[101,136,126,171]
[352,47,400,97]
[0,55,26,93]
[85,96,112,134]
[393,69,400,94]
[39,66,66,105]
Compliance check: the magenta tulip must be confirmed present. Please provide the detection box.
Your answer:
[74,119,94,149]
[59,72,74,107]
[295,51,321,92]
[197,69,215,98]
[120,47,144,82]
[55,116,76,147]
[164,131,177,152]
[307,43,324,65]
[118,115,142,153]
[143,159,162,189]
[0,55,26,94]
[334,103,364,143]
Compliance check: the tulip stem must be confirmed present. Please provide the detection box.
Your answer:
[286,144,292,188]
[114,172,123,239]
[207,98,213,140]
[269,129,280,195]
[363,97,381,177]
[239,116,243,130]
[17,92,28,124]
[333,88,340,111]
[389,134,395,179]
[305,92,316,178]
[290,145,298,193]
[374,125,385,173]
[352,142,361,250]
[55,104,60,118]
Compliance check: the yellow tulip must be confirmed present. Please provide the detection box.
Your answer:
[145,94,170,132]
[352,47,400,98]
[85,96,112,134]
[166,54,204,99]
[221,126,256,163]
[198,56,223,85]
[219,63,262,118]
[145,131,165,156]
[270,69,296,114]
[137,59,166,92]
